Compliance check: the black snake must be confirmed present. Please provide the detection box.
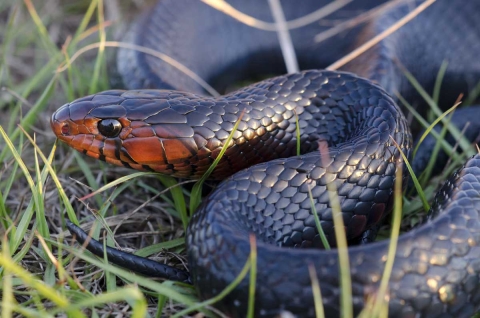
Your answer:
[51,0,480,316]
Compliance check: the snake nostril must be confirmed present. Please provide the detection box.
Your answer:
[61,123,70,136]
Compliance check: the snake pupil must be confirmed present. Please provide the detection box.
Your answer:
[98,119,122,138]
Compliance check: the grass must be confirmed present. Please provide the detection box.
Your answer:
[0,1,199,316]
[0,0,479,317]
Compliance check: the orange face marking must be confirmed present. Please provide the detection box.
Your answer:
[105,156,124,168]
[67,121,79,136]
[78,123,92,135]
[119,126,132,140]
[83,116,99,133]
[85,150,100,160]
[70,134,89,149]
[162,138,197,163]
[118,117,131,127]
[122,136,166,164]
[88,138,104,155]
[102,139,118,160]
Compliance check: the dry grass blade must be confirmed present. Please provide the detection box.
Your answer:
[314,0,406,43]
[247,234,257,318]
[308,263,325,318]
[201,0,352,31]
[56,41,220,97]
[78,172,160,200]
[367,160,404,317]
[327,0,436,70]
[317,140,352,318]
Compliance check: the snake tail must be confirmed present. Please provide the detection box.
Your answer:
[65,220,192,284]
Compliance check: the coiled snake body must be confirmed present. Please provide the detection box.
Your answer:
[51,0,480,317]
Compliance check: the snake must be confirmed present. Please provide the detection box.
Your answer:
[50,0,480,317]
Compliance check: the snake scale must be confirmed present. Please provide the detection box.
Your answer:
[50,0,480,317]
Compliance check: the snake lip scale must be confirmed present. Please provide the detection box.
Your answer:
[50,0,480,317]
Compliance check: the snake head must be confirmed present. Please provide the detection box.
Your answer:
[51,89,207,177]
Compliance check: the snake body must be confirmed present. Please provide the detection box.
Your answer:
[51,0,480,317]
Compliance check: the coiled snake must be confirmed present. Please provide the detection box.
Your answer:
[51,0,480,317]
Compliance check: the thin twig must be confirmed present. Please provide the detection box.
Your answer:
[327,0,436,70]
[268,0,298,73]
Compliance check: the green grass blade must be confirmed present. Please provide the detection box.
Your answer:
[1,246,14,317]
[0,239,75,311]
[1,133,22,200]
[72,151,103,207]
[50,239,199,307]
[71,0,99,46]
[390,137,429,211]
[420,115,453,186]
[32,134,50,247]
[307,186,330,250]
[135,238,185,257]
[411,102,460,160]
[432,61,448,105]
[0,4,19,88]
[247,235,257,318]
[397,93,457,158]
[170,242,254,318]
[0,191,12,230]
[368,163,403,317]
[400,65,475,157]
[0,76,57,162]
[23,0,58,55]
[16,135,78,225]
[155,292,168,318]
[158,175,188,230]
[79,172,160,200]
[0,126,43,249]
[294,109,301,156]
[190,110,245,212]
[465,79,480,106]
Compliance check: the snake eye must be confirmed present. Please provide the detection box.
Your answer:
[98,119,122,138]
